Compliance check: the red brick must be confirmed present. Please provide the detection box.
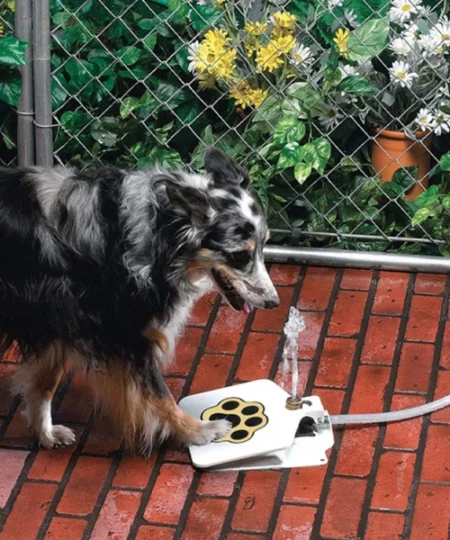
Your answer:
[182,497,228,540]
[421,424,450,482]
[167,327,203,376]
[206,306,247,353]
[82,415,122,455]
[335,426,379,477]
[440,322,450,369]
[144,464,194,525]
[361,316,400,365]
[0,449,28,508]
[321,477,366,538]
[188,292,216,326]
[372,272,409,315]
[189,354,233,395]
[371,451,416,511]
[395,342,433,393]
[136,525,175,539]
[384,394,426,450]
[405,295,442,343]
[165,377,185,401]
[57,456,111,516]
[55,372,93,424]
[273,505,316,540]
[2,405,35,449]
[275,360,311,397]
[414,273,447,295]
[411,484,450,540]
[235,333,280,381]
[340,268,373,291]
[28,427,83,482]
[0,363,17,416]
[45,518,87,540]
[328,290,368,337]
[269,264,300,286]
[366,512,405,540]
[163,445,191,464]
[91,490,141,540]
[297,267,337,311]
[348,365,390,414]
[284,465,326,504]
[113,455,156,489]
[231,471,281,532]
[1,482,57,540]
[432,370,450,423]
[197,471,238,497]
[252,287,294,333]
[314,337,356,388]
[297,310,325,360]
[227,535,261,540]
[315,388,345,415]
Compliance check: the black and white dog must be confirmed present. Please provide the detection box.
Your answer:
[0,148,279,453]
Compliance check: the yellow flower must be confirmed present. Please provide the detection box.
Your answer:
[271,11,297,30]
[271,25,293,39]
[0,23,4,38]
[193,29,237,81]
[272,34,296,54]
[216,0,225,7]
[249,88,268,108]
[197,72,216,90]
[230,81,254,109]
[204,28,230,48]
[334,28,350,57]
[244,21,269,36]
[244,35,262,57]
[255,42,285,72]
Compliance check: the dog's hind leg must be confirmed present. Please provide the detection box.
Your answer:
[13,344,76,449]
[89,359,231,455]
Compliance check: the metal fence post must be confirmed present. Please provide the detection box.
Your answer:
[33,0,53,166]
[15,0,34,167]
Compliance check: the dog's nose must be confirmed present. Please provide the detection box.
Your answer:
[264,298,280,309]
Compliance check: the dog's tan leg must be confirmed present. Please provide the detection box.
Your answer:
[89,359,230,455]
[13,344,75,449]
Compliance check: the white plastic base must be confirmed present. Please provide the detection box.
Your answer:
[178,379,334,471]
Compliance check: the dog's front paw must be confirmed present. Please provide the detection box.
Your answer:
[189,419,232,446]
[39,425,76,449]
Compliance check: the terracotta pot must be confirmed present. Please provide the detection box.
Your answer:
[371,128,433,200]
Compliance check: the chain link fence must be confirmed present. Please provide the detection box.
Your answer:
[2,0,450,255]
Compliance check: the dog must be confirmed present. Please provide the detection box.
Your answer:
[0,148,280,453]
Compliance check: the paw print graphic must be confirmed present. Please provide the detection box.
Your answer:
[201,397,268,443]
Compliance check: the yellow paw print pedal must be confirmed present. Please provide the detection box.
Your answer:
[178,379,334,471]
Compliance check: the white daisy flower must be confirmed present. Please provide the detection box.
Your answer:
[339,64,357,78]
[319,107,344,130]
[357,60,374,76]
[187,41,200,74]
[426,54,444,69]
[419,33,442,55]
[328,0,343,8]
[344,9,359,28]
[430,20,450,46]
[418,5,433,19]
[289,44,313,67]
[390,37,412,56]
[432,111,450,136]
[389,0,422,24]
[415,108,434,131]
[389,60,418,88]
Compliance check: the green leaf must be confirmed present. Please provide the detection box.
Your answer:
[274,116,306,144]
[51,80,68,110]
[91,118,119,147]
[153,81,191,109]
[0,72,21,106]
[191,5,223,32]
[412,207,433,227]
[392,166,417,190]
[440,152,450,171]
[338,76,379,97]
[302,138,331,174]
[0,37,28,67]
[252,95,282,126]
[143,34,157,52]
[443,196,450,211]
[277,142,303,169]
[286,83,327,118]
[117,46,142,66]
[168,0,190,23]
[347,18,390,62]
[120,97,141,119]
[413,185,440,208]
[294,162,312,184]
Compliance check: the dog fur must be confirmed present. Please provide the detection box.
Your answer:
[0,148,279,453]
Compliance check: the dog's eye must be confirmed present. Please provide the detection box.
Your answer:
[227,250,250,266]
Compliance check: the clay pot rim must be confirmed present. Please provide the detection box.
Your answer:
[372,127,432,140]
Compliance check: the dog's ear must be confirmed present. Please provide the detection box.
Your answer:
[165,182,210,226]
[205,148,250,189]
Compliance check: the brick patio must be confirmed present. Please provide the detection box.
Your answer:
[1,265,449,539]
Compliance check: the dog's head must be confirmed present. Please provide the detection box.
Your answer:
[166,148,279,312]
